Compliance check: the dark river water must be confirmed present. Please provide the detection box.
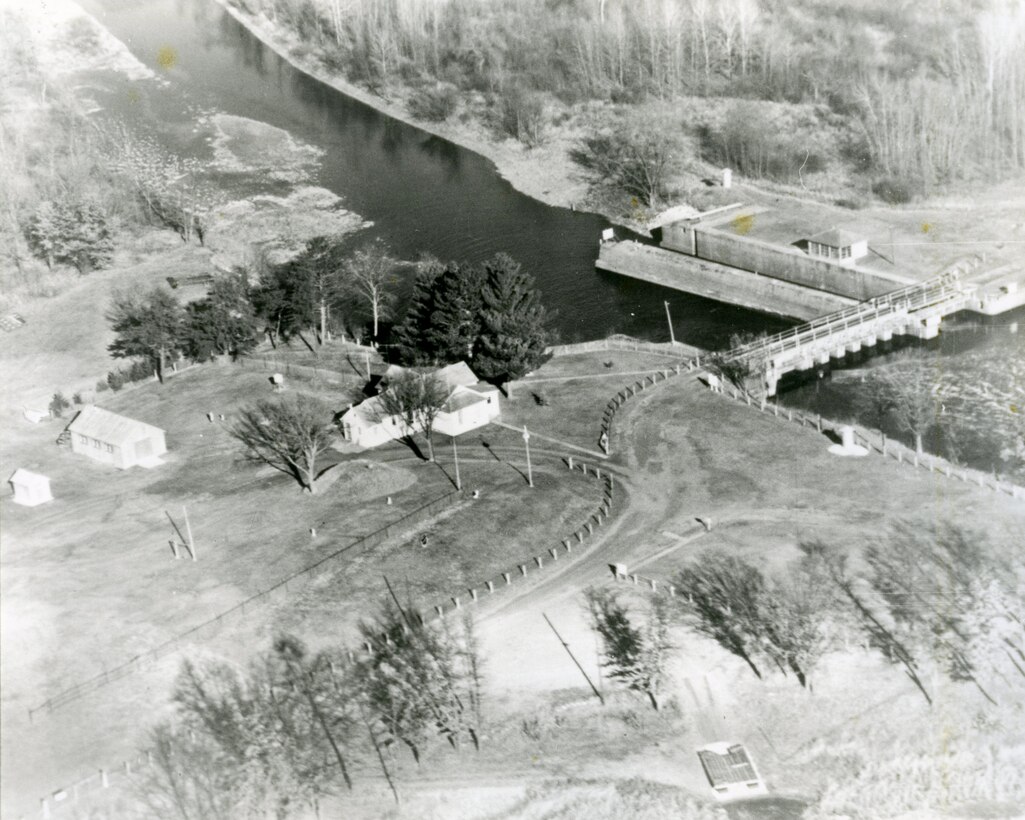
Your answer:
[79,0,791,348]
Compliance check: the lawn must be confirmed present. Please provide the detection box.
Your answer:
[0,359,602,816]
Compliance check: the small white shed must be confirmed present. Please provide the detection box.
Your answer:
[9,469,53,506]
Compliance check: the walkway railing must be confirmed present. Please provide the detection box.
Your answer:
[728,272,968,364]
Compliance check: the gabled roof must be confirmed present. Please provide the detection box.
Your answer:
[342,395,392,426]
[9,468,49,486]
[807,228,864,248]
[442,385,492,414]
[380,362,479,392]
[67,406,164,445]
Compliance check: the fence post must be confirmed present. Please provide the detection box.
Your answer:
[503,572,511,585]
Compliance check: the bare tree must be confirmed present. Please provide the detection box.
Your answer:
[860,356,941,454]
[377,371,449,462]
[572,119,685,208]
[585,588,672,710]
[355,597,480,764]
[346,241,398,339]
[230,394,335,493]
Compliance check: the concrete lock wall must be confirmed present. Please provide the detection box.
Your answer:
[662,224,897,301]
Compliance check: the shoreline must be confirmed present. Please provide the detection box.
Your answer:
[210,0,610,224]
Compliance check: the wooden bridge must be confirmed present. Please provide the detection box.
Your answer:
[729,272,973,396]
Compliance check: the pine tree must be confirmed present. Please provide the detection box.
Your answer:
[107,287,186,383]
[424,262,485,364]
[24,200,114,273]
[472,254,551,383]
[185,269,261,360]
[393,255,443,365]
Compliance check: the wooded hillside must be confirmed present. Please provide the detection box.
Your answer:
[234,0,1025,199]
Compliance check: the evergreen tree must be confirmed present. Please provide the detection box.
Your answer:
[107,287,186,383]
[185,269,261,361]
[472,253,551,382]
[393,254,444,365]
[424,262,485,364]
[24,200,114,273]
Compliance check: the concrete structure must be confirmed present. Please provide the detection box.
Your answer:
[696,742,768,800]
[67,406,166,469]
[596,240,855,320]
[9,469,53,506]
[729,273,969,395]
[659,206,911,301]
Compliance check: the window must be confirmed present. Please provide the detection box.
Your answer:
[79,435,89,446]
[841,246,851,259]
[105,443,114,453]
[93,438,102,449]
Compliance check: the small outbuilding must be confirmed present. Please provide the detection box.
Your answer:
[9,469,53,506]
[66,406,167,469]
[806,228,868,264]
[696,742,768,800]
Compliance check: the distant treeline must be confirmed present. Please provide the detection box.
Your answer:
[234,0,1025,195]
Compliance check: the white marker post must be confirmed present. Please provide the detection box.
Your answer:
[664,301,676,344]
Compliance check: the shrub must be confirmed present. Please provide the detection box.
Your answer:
[49,392,71,418]
[95,379,110,393]
[698,102,827,184]
[408,83,459,122]
[872,176,921,204]
[72,392,83,405]
[497,85,547,147]
[106,370,126,391]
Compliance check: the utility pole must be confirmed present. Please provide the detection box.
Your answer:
[183,505,195,561]
[664,300,676,344]
[543,613,604,705]
[522,425,533,487]
[452,435,461,491]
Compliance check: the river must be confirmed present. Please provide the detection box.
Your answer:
[78,0,791,349]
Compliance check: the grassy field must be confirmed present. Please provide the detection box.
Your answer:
[0,357,605,817]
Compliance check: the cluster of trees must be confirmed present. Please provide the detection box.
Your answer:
[255,236,398,347]
[104,234,404,379]
[229,0,1025,195]
[394,252,551,383]
[137,603,482,818]
[106,273,261,383]
[670,523,1025,706]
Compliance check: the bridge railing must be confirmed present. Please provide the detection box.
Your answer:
[729,273,964,363]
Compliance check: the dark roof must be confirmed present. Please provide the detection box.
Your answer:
[697,744,760,787]
[807,228,864,248]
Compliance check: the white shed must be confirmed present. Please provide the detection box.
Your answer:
[806,228,868,264]
[9,469,53,506]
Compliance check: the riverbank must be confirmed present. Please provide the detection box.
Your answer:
[209,0,626,223]
[0,0,368,411]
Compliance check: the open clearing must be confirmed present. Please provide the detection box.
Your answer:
[4,347,1025,818]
